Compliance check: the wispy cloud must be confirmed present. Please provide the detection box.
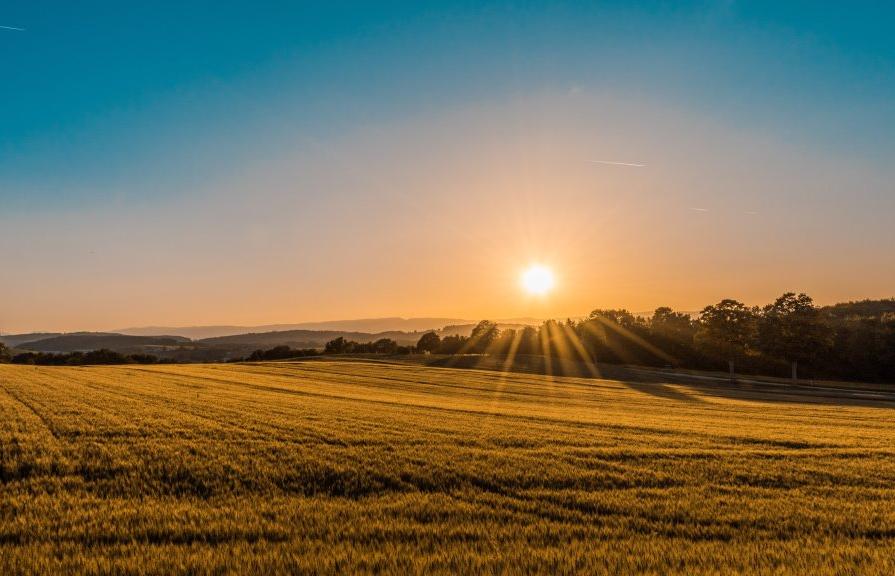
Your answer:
[587,160,646,167]
[0,25,25,31]
[689,207,761,216]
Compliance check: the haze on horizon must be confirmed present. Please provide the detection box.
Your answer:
[2,2,894,334]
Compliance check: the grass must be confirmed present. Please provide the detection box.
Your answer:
[1,359,894,574]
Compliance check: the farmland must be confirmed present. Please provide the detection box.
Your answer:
[1,360,894,574]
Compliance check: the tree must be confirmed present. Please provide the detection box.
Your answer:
[587,309,638,329]
[578,309,649,364]
[416,331,441,354]
[247,345,317,361]
[0,342,9,363]
[83,349,128,365]
[651,307,695,341]
[438,334,467,354]
[12,352,37,365]
[517,326,539,356]
[696,299,757,381]
[469,320,499,353]
[648,307,698,366]
[758,292,830,381]
[372,338,398,354]
[491,328,517,356]
[324,337,347,354]
[128,354,160,365]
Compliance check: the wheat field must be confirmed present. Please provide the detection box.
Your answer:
[1,360,894,574]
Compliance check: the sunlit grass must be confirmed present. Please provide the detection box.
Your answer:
[0,361,894,574]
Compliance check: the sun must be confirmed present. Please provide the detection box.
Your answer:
[521,264,555,296]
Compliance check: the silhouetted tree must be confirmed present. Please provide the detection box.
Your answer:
[83,349,128,365]
[588,309,639,328]
[421,298,895,382]
[539,320,569,359]
[825,311,895,381]
[758,293,831,381]
[372,338,398,354]
[247,345,318,361]
[128,354,160,365]
[647,307,699,367]
[0,342,9,363]
[517,326,539,356]
[490,328,517,356]
[438,334,468,354]
[578,310,647,364]
[651,307,695,341]
[324,337,347,354]
[9,349,161,366]
[416,331,441,353]
[469,320,499,353]
[12,353,36,365]
[695,299,757,380]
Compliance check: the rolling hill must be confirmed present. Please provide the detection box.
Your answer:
[0,332,61,347]
[116,317,545,340]
[18,333,189,353]
[197,329,422,351]
[116,317,469,339]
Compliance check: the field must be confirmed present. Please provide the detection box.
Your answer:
[1,360,894,574]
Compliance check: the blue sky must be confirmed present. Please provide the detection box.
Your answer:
[3,1,893,207]
[2,1,894,331]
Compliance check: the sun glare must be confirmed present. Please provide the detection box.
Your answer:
[521,265,555,296]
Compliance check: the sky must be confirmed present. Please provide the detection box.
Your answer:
[2,1,894,333]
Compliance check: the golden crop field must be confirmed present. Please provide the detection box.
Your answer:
[1,359,894,574]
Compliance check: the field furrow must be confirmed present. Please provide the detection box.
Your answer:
[1,361,894,574]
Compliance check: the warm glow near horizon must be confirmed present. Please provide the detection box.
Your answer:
[1,4,894,334]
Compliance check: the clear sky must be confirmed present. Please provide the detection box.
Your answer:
[2,1,894,333]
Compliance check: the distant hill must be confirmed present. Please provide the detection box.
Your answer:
[19,333,190,353]
[279,318,470,333]
[118,317,545,339]
[4,318,549,360]
[199,329,422,350]
[0,332,62,347]
[116,325,272,339]
[117,317,470,339]
[822,299,895,319]
[4,325,536,361]
[197,321,551,353]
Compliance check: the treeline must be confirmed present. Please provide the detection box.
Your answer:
[240,293,894,381]
[414,294,895,382]
[227,339,415,363]
[3,293,891,381]
[323,337,414,355]
[5,348,170,366]
[244,346,318,361]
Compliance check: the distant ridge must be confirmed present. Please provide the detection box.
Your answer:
[115,317,543,340]
[18,334,189,353]
[0,332,63,347]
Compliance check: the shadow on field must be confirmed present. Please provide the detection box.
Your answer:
[619,380,703,403]
[425,354,895,409]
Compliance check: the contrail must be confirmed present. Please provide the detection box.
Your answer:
[588,160,646,167]
[689,207,709,212]
[0,25,25,31]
